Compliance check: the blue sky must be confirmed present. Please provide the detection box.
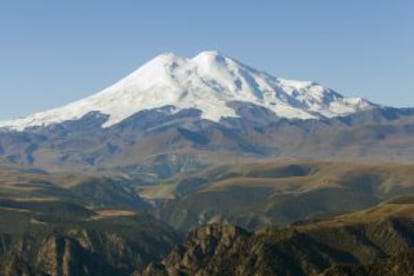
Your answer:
[0,1,413,119]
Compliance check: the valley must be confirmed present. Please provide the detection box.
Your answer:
[1,162,414,275]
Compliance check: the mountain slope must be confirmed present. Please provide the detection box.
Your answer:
[142,196,414,276]
[151,160,414,230]
[0,51,373,130]
[1,106,414,173]
[0,51,412,174]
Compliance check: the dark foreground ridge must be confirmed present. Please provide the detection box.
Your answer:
[142,218,414,276]
[1,195,414,275]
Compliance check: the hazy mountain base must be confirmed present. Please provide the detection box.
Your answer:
[1,106,414,177]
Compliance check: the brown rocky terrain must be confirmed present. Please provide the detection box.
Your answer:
[142,197,414,276]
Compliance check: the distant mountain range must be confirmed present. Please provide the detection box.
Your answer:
[0,51,413,175]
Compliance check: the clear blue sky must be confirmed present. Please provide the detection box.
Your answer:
[0,1,413,119]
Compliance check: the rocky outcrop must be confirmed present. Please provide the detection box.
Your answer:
[0,224,178,276]
[142,219,414,276]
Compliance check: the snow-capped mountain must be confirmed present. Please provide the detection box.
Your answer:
[0,50,374,130]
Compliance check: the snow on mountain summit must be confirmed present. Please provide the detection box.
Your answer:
[0,50,374,130]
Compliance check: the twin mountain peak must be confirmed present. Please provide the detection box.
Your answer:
[0,50,374,130]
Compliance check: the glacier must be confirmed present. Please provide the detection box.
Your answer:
[0,50,374,130]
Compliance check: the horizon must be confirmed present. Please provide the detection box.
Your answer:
[1,1,413,120]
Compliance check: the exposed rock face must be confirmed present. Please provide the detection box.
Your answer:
[35,235,104,276]
[1,216,414,275]
[142,219,414,276]
[141,224,251,276]
[163,224,250,276]
[0,226,178,276]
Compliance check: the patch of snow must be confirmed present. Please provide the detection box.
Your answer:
[0,50,375,130]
